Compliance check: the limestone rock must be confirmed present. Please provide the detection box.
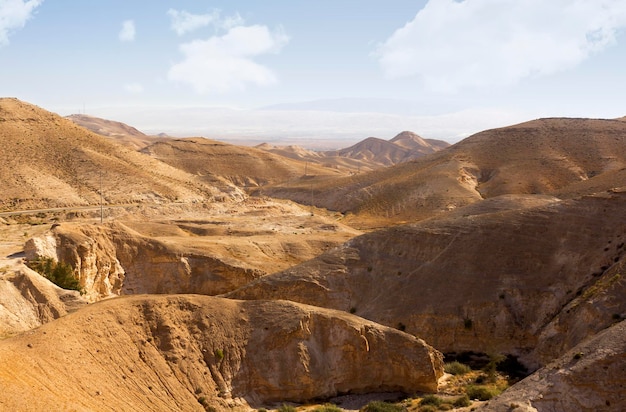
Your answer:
[26,222,263,302]
[0,295,443,410]
[0,265,86,337]
[227,191,626,370]
[477,320,626,412]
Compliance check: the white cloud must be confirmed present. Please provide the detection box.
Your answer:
[124,82,143,94]
[168,24,289,93]
[168,9,217,36]
[0,0,43,46]
[118,19,135,42]
[375,0,626,92]
[167,9,244,36]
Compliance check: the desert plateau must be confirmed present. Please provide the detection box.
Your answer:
[0,95,625,412]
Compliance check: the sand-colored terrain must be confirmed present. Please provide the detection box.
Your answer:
[2,98,626,411]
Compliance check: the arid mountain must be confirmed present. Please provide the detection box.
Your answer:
[227,190,626,371]
[325,131,449,166]
[0,294,443,411]
[0,98,241,211]
[260,117,626,226]
[257,131,450,170]
[140,137,352,187]
[66,113,159,149]
[390,131,450,152]
[256,142,385,173]
[327,136,411,165]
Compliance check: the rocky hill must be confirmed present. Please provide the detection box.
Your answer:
[0,294,443,411]
[140,137,351,188]
[324,131,448,166]
[0,98,241,211]
[260,117,626,226]
[66,113,158,149]
[257,131,450,170]
[478,319,626,412]
[227,190,626,371]
[24,199,361,302]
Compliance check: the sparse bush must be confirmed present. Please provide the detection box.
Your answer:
[312,403,342,412]
[482,353,505,383]
[444,361,471,376]
[417,405,437,412]
[27,257,82,292]
[360,400,406,412]
[214,348,224,361]
[465,385,500,401]
[419,395,442,406]
[453,395,471,407]
[278,404,297,412]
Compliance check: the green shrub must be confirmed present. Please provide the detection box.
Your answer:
[312,404,342,412]
[27,257,82,292]
[444,361,471,375]
[214,348,224,361]
[453,395,471,407]
[417,406,437,412]
[278,404,297,412]
[483,353,505,383]
[419,395,442,406]
[360,401,406,412]
[465,385,500,401]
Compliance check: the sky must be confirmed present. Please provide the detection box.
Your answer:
[1,0,626,146]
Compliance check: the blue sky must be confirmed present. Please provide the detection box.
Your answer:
[2,0,626,146]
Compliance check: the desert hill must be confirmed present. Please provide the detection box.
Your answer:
[259,117,626,226]
[256,131,450,171]
[325,131,448,166]
[140,137,352,188]
[0,294,443,411]
[66,113,159,150]
[227,190,626,371]
[0,98,241,211]
[328,136,410,165]
[255,143,379,173]
[24,199,361,302]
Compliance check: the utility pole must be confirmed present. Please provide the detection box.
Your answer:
[99,171,103,224]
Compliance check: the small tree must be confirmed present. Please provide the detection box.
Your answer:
[28,257,82,293]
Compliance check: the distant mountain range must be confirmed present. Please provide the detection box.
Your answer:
[67,112,450,170]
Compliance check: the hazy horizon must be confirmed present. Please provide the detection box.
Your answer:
[2,1,625,144]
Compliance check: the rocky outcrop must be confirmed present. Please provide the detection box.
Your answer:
[478,320,626,412]
[0,265,85,337]
[227,191,626,370]
[0,295,443,411]
[25,222,263,302]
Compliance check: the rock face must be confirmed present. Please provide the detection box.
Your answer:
[227,191,626,370]
[478,320,626,412]
[25,222,263,302]
[0,265,85,337]
[0,295,443,411]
